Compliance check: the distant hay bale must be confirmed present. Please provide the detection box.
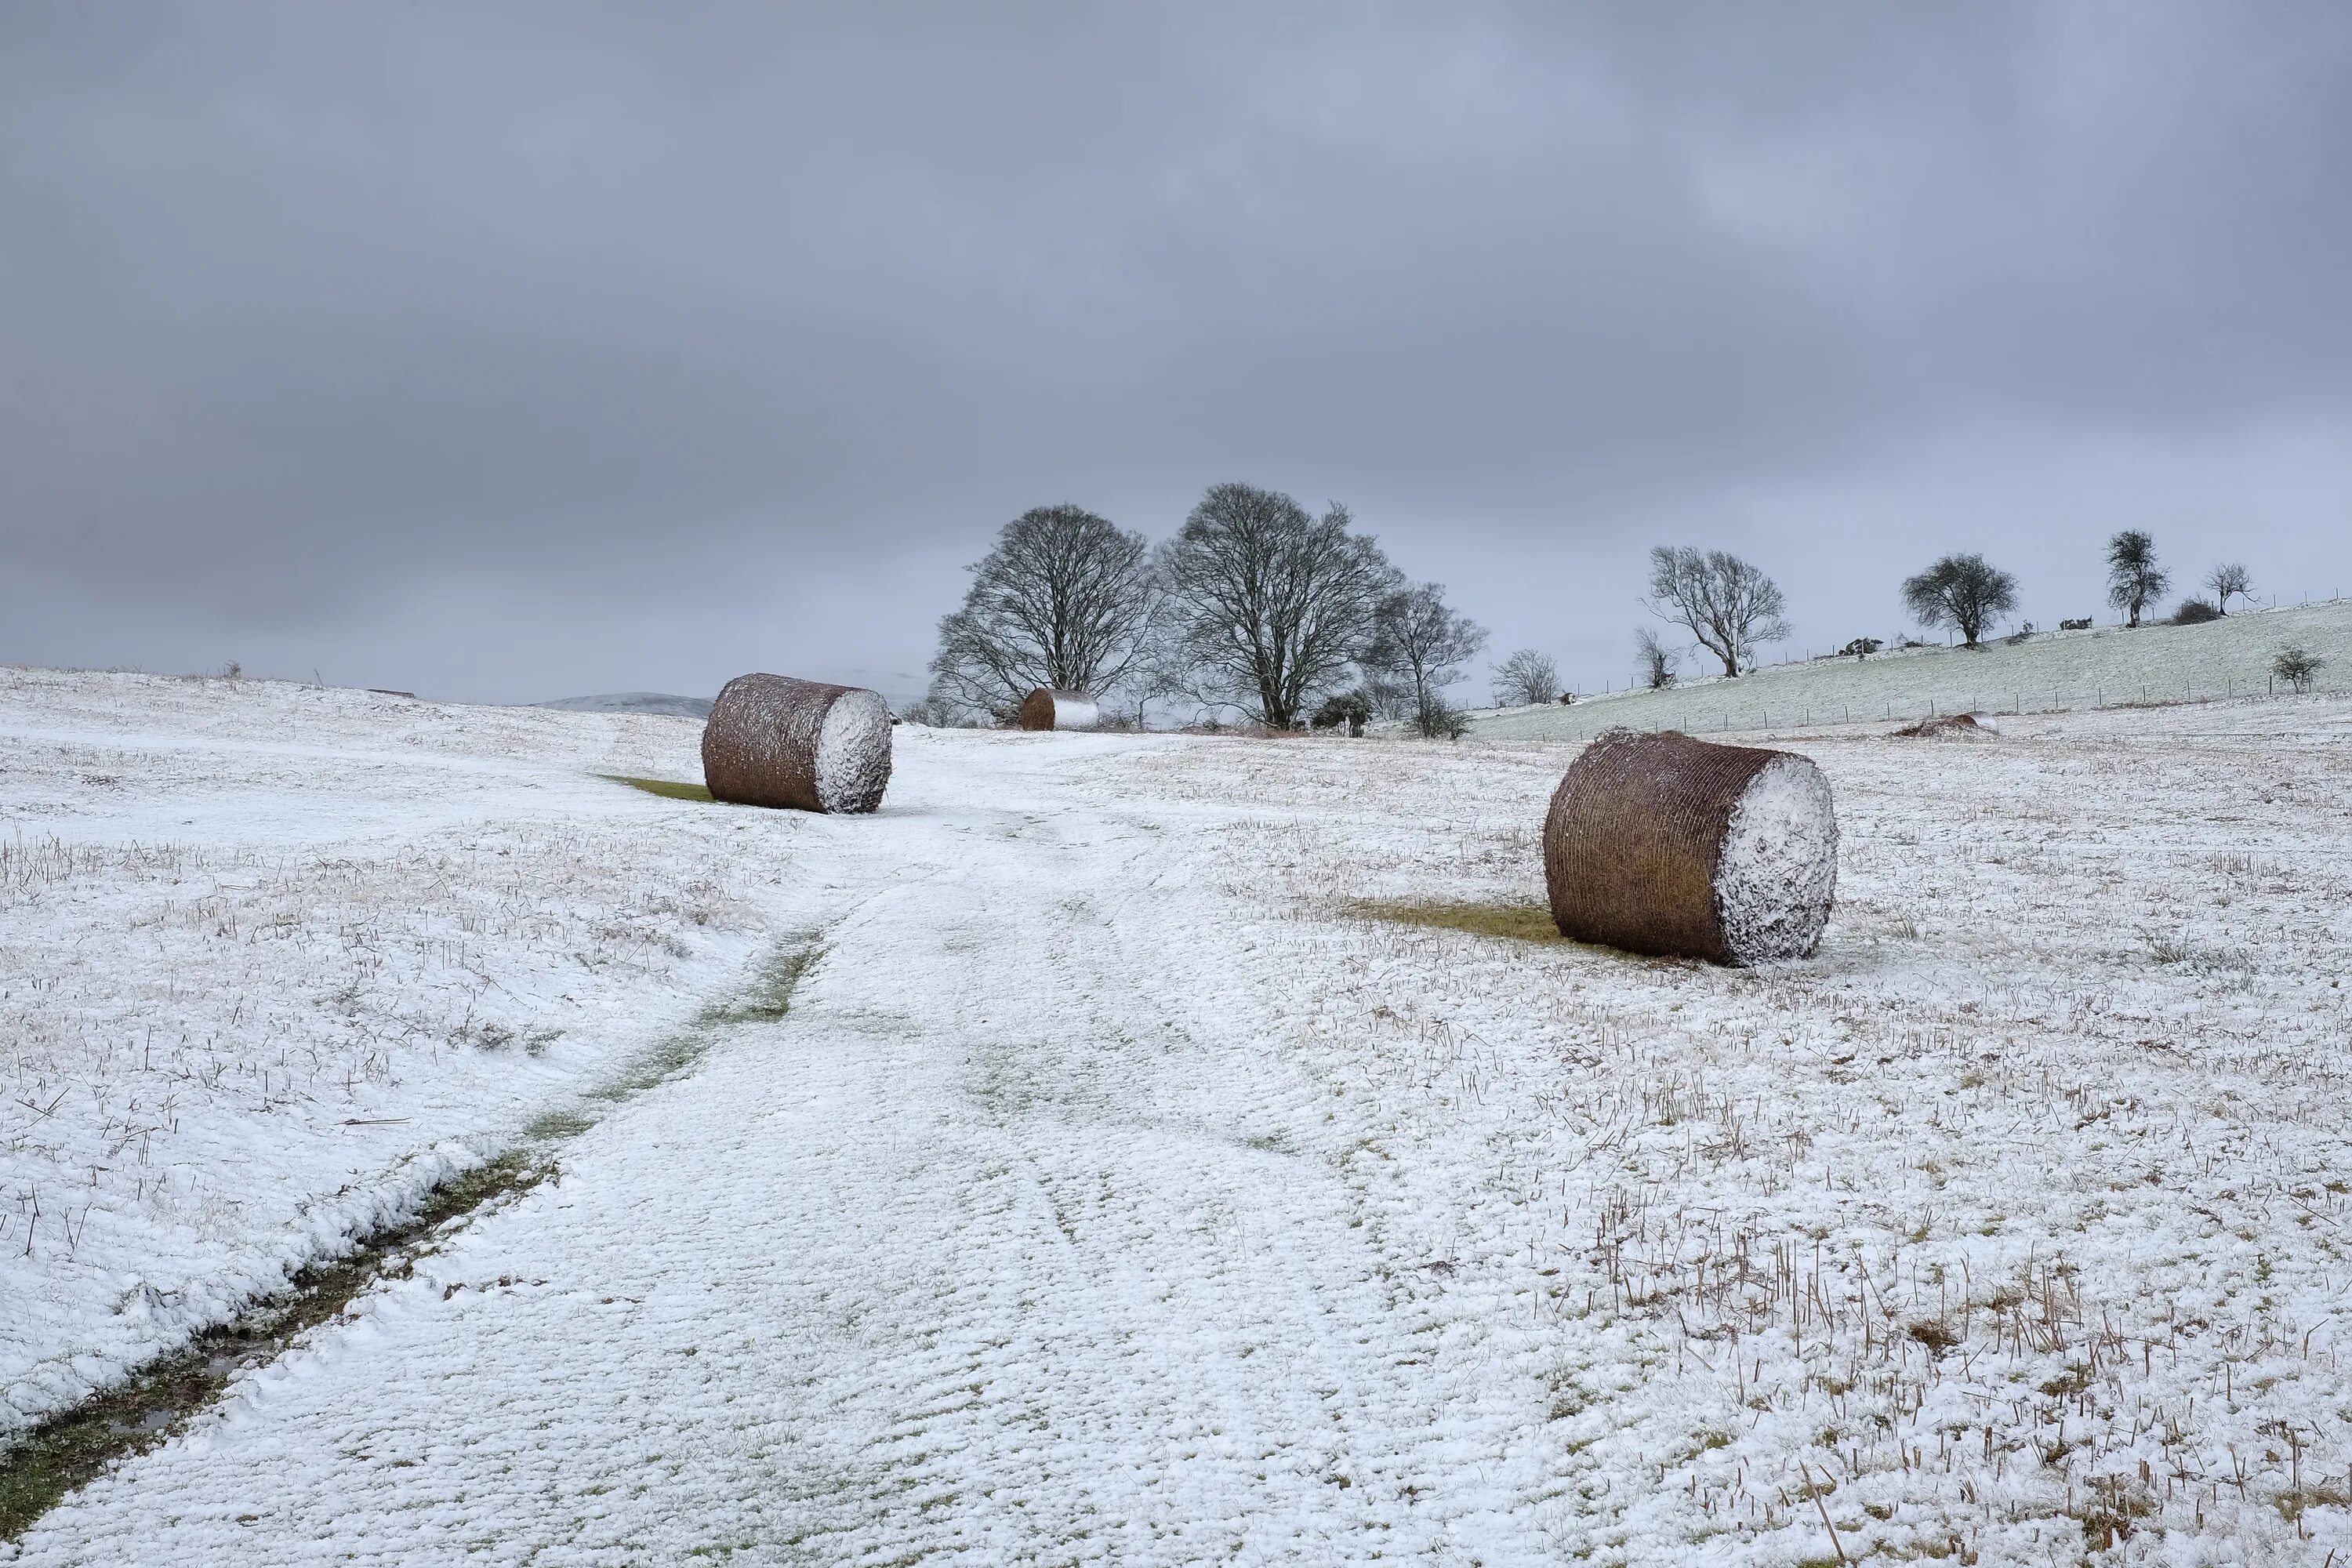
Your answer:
[1543,728,1838,965]
[701,673,893,814]
[1894,713,1984,738]
[1017,688,1101,731]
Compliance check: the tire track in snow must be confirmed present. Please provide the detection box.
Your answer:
[10,755,1560,1564]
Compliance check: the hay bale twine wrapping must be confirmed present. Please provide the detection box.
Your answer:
[1543,728,1837,964]
[1017,688,1100,731]
[701,673,893,814]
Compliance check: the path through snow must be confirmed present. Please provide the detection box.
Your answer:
[13,735,1564,1563]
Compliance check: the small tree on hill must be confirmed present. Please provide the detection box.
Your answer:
[2274,646,2325,692]
[1643,546,1788,677]
[2205,561,2252,614]
[1490,648,1559,708]
[1900,554,2019,648]
[1634,627,1679,689]
[2106,531,2169,627]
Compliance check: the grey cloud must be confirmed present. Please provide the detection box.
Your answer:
[2,2,2347,701]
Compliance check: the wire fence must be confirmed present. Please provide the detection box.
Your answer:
[1535,676,2347,743]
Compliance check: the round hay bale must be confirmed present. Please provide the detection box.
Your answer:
[1017,688,1101,731]
[1542,728,1837,965]
[701,673,893,814]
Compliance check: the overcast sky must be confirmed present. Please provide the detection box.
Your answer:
[5,2,2348,706]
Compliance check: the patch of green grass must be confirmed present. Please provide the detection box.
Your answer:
[601,773,715,803]
[695,944,821,1028]
[1348,898,1565,943]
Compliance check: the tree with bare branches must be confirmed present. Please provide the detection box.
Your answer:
[1490,648,1559,708]
[2205,561,2252,614]
[2107,531,2169,626]
[1157,483,1399,728]
[1367,582,1488,737]
[1643,546,1788,677]
[927,505,1160,723]
[1900,553,2018,648]
[1634,627,1679,689]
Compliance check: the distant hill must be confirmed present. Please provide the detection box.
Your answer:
[532,691,713,720]
[1470,598,2352,742]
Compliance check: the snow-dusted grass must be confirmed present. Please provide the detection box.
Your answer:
[1134,704,2352,1560]
[6,674,2351,1563]
[0,667,815,1435]
[1477,598,2352,742]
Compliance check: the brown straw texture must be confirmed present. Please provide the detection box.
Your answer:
[1543,728,1821,964]
[1017,688,1095,731]
[702,673,891,814]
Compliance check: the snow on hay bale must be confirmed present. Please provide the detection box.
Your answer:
[701,673,892,814]
[1017,688,1100,731]
[1543,728,1837,965]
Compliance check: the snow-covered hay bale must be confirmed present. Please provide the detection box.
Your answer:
[701,673,893,814]
[1017,688,1100,731]
[1543,728,1837,965]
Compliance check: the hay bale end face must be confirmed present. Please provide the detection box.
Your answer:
[701,673,893,814]
[1017,688,1101,731]
[1543,728,1837,965]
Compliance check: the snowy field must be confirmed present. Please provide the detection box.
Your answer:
[5,669,2351,1564]
[1476,598,2352,742]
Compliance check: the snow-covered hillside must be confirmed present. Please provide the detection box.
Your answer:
[1475,597,2352,742]
[530,691,714,719]
[6,669,2351,1563]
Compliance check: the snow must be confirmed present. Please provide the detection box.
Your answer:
[813,685,895,813]
[1715,753,1838,964]
[6,669,2352,1563]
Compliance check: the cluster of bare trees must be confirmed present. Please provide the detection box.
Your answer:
[1618,529,2267,698]
[927,503,2278,733]
[922,484,1486,735]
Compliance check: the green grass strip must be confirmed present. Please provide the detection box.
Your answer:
[601,773,716,803]
[1346,898,1566,943]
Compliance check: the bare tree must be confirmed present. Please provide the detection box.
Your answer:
[927,505,1159,722]
[2106,530,2169,626]
[1157,483,1399,728]
[1900,553,2019,648]
[1367,582,1489,737]
[1634,627,1679,689]
[1643,546,1788,677]
[2205,561,2252,614]
[1490,648,1559,708]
